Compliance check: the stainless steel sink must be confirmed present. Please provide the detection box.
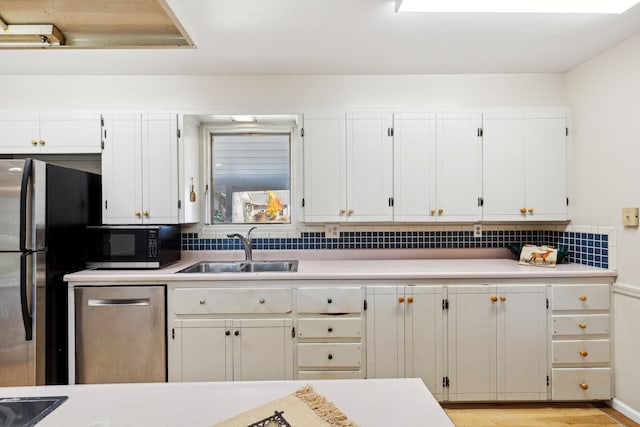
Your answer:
[178,260,298,273]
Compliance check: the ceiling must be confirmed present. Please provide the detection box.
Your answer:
[1,0,640,75]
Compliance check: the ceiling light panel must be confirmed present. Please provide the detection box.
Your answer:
[395,0,640,14]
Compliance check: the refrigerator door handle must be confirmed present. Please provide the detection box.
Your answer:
[20,251,34,341]
[19,158,34,252]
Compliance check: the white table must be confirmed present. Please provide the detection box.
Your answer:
[0,378,454,426]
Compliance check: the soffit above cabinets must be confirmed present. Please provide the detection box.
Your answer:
[0,0,193,48]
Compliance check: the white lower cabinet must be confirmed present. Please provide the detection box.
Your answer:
[447,284,548,401]
[366,286,444,400]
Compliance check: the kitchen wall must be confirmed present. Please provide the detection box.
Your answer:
[565,33,640,420]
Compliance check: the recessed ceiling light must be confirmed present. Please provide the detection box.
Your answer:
[230,115,257,122]
[395,0,640,14]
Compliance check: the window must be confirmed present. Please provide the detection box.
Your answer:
[210,133,291,224]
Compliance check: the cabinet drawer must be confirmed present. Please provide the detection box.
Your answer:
[297,318,362,339]
[552,315,609,336]
[552,340,610,364]
[297,370,364,380]
[173,288,292,314]
[552,368,612,400]
[552,285,609,310]
[297,343,362,368]
[296,288,362,314]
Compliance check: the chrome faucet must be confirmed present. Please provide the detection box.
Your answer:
[227,226,257,261]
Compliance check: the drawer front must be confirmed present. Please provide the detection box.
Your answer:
[297,370,364,380]
[296,288,362,314]
[552,315,609,336]
[552,340,610,364]
[173,288,292,314]
[552,368,612,400]
[297,343,362,368]
[552,285,610,311]
[297,318,362,339]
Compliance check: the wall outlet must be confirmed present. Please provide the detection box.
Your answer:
[473,223,482,238]
[622,207,639,227]
[324,224,340,238]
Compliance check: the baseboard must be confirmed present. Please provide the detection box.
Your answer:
[609,398,640,425]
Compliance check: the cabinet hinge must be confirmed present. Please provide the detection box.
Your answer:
[104,200,108,210]
[478,197,484,207]
[177,128,181,139]
[443,376,450,388]
[101,140,104,150]
[388,197,394,207]
[477,128,484,137]
[387,127,394,137]
[364,299,368,311]
[291,327,295,338]
[566,197,569,206]
[100,116,104,127]
[566,127,569,137]
[546,298,549,309]
[301,198,305,208]
[547,375,550,386]
[442,299,449,310]
[178,200,182,209]
[301,128,304,138]
[172,328,175,340]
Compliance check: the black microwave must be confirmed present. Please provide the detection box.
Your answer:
[86,225,181,269]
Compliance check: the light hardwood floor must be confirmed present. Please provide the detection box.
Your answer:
[442,404,640,427]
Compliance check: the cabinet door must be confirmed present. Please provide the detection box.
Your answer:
[38,112,102,154]
[102,114,143,224]
[302,113,346,222]
[178,115,201,224]
[141,114,179,224]
[366,286,405,378]
[406,286,444,400]
[0,112,40,154]
[393,113,436,222]
[436,113,482,222]
[232,319,293,381]
[346,113,394,222]
[482,113,526,221]
[179,319,232,382]
[497,285,548,401]
[523,113,567,220]
[448,285,497,401]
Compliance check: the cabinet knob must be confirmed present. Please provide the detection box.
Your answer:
[225,330,230,336]
[340,209,346,215]
[135,211,141,217]
[438,208,443,215]
[234,330,240,336]
[143,210,149,216]
[407,297,414,303]
[579,323,587,329]
[348,209,354,215]
[579,295,587,302]
[259,298,265,304]
[431,209,436,215]
[328,354,333,360]
[500,296,507,302]
[490,295,498,302]
[328,327,333,333]
[520,208,527,214]
[39,139,45,145]
[528,208,534,214]
[579,350,588,357]
[579,382,589,390]
[199,299,205,305]
[327,298,333,304]
[398,296,405,303]
[31,140,38,145]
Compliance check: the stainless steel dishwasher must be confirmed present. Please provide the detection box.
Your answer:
[74,285,166,384]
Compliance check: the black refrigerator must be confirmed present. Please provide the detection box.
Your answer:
[0,158,101,386]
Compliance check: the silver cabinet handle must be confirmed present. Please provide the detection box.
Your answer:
[88,298,150,307]
[259,298,266,304]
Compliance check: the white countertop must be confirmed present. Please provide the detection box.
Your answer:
[0,378,454,427]
[64,256,616,283]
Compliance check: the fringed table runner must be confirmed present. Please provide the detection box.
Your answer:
[213,385,359,427]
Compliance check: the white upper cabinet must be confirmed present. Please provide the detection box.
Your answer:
[302,113,393,222]
[0,111,101,154]
[482,111,568,221]
[102,113,179,224]
[393,112,481,222]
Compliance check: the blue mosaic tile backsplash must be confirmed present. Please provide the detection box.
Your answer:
[182,229,609,269]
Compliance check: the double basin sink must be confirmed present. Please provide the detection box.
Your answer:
[178,260,298,274]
